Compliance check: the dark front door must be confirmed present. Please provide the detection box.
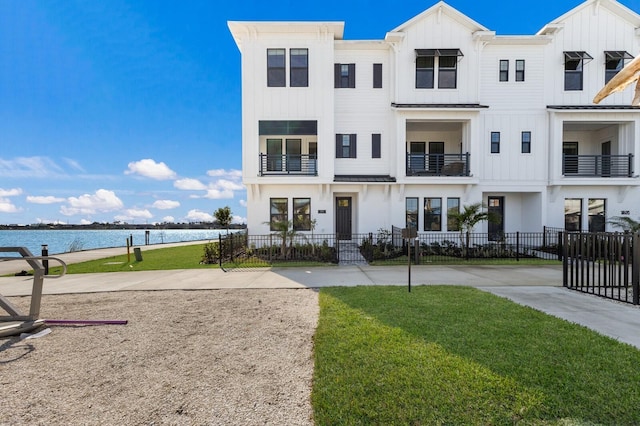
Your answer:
[487,196,504,242]
[409,142,426,174]
[563,142,578,175]
[267,139,282,171]
[286,139,301,172]
[336,197,352,240]
[601,141,611,177]
[429,141,445,174]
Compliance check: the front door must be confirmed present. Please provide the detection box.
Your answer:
[487,196,504,242]
[563,142,578,175]
[601,141,611,177]
[286,139,301,172]
[409,142,426,174]
[267,139,282,172]
[429,141,445,174]
[336,197,352,240]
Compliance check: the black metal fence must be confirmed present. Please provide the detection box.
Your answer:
[563,231,639,305]
[204,228,563,269]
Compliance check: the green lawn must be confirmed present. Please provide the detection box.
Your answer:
[370,255,561,266]
[313,286,640,425]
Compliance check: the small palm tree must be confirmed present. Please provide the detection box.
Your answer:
[449,202,500,257]
[264,219,296,258]
[608,216,640,233]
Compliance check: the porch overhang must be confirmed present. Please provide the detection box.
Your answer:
[547,105,640,110]
[391,103,489,110]
[333,175,396,183]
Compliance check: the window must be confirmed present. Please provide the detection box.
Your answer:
[564,51,592,91]
[521,131,531,154]
[293,198,311,231]
[490,132,500,154]
[334,63,355,88]
[447,198,460,231]
[406,198,418,230]
[270,198,288,231]
[373,63,382,88]
[515,60,525,82]
[290,49,308,87]
[336,134,356,158]
[424,198,442,231]
[372,134,381,159]
[266,139,282,172]
[267,49,286,87]
[588,199,606,232]
[499,60,509,82]
[438,55,457,88]
[416,56,434,88]
[564,198,582,232]
[605,51,633,84]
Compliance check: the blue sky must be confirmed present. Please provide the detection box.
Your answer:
[2,0,639,225]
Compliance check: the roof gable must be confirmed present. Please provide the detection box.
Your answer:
[388,1,489,35]
[538,0,640,35]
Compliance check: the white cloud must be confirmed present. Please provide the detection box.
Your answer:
[0,198,20,213]
[0,157,65,178]
[207,168,242,179]
[79,219,92,225]
[125,159,177,180]
[37,218,67,225]
[162,216,175,223]
[174,178,207,190]
[152,199,180,210]
[214,179,245,191]
[60,189,124,216]
[201,189,234,199]
[239,199,247,208]
[127,208,153,219]
[232,215,246,224]
[63,158,86,172]
[185,209,214,222]
[0,188,23,197]
[27,195,65,204]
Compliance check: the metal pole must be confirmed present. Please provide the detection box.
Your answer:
[633,232,639,305]
[407,238,411,293]
[41,244,49,275]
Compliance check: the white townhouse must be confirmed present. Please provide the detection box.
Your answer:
[228,0,640,240]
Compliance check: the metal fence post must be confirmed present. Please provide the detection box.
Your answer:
[336,235,340,263]
[516,232,520,262]
[562,231,569,288]
[558,231,564,262]
[633,232,639,305]
[218,233,223,270]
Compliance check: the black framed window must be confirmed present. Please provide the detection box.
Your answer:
[564,198,582,232]
[270,198,288,230]
[293,198,311,231]
[490,132,500,154]
[588,198,606,232]
[406,198,418,230]
[499,60,509,82]
[290,48,308,87]
[336,134,356,158]
[334,63,355,88]
[521,131,531,154]
[267,49,286,87]
[564,51,592,91]
[373,63,382,88]
[604,51,633,84]
[372,134,381,158]
[424,198,442,231]
[438,55,457,89]
[515,59,525,81]
[447,198,460,231]
[416,56,434,88]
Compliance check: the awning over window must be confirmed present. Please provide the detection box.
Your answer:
[415,49,463,57]
[563,51,593,62]
[259,120,317,136]
[604,51,633,60]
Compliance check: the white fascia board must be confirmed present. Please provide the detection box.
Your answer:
[334,40,391,50]
[227,21,345,48]
[486,35,554,46]
[389,1,489,34]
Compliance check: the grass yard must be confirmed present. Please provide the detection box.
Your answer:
[313,286,640,425]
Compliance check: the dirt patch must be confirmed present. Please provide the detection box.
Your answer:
[1,289,318,425]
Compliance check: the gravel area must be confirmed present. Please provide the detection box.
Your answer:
[1,289,318,425]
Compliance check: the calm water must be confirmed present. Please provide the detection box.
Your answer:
[0,229,227,256]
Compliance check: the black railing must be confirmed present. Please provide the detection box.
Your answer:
[563,231,639,305]
[406,153,470,176]
[259,154,317,176]
[562,154,634,177]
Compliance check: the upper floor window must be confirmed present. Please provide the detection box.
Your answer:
[267,49,286,87]
[521,131,531,154]
[604,51,633,84]
[290,49,308,87]
[373,63,382,88]
[336,134,357,158]
[515,60,525,82]
[334,63,355,88]
[490,132,500,154]
[499,60,509,82]
[415,49,463,89]
[564,51,592,91]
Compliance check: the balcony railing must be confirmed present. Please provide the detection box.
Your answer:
[562,154,634,177]
[406,153,470,176]
[259,154,317,176]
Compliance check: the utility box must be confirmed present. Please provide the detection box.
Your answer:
[133,247,143,262]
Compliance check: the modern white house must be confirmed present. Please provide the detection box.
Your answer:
[228,0,640,240]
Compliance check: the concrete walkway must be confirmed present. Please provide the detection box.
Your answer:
[1,242,639,350]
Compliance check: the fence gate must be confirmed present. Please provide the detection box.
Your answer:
[563,231,639,305]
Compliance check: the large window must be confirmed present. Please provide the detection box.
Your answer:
[406,198,418,230]
[521,131,531,154]
[424,198,442,231]
[515,60,525,82]
[447,198,460,231]
[588,199,606,232]
[605,51,633,84]
[267,49,286,87]
[564,198,582,232]
[293,198,311,231]
[335,134,356,158]
[290,49,308,87]
[416,56,434,88]
[438,55,457,88]
[490,132,500,154]
[270,198,288,231]
[499,60,509,82]
[564,51,592,91]
[334,63,355,88]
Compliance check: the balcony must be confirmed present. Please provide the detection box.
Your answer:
[259,154,317,176]
[406,153,470,177]
[562,154,634,178]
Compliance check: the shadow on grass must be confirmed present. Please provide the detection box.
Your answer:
[314,286,640,425]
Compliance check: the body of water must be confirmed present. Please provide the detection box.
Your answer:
[0,229,229,256]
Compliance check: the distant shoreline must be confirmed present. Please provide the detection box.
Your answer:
[0,223,247,231]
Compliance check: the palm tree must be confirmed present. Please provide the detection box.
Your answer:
[608,216,640,233]
[448,203,500,257]
[264,219,296,258]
